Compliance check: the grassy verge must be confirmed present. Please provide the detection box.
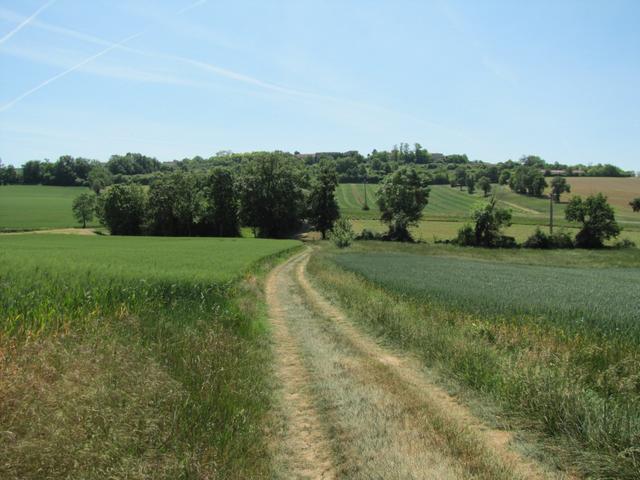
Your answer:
[0,235,301,479]
[307,242,640,479]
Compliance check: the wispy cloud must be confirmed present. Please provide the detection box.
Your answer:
[0,31,144,112]
[0,6,330,103]
[0,1,461,143]
[0,0,56,46]
[0,0,209,112]
[1,44,217,88]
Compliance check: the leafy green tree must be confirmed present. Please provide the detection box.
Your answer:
[466,175,476,194]
[565,194,621,248]
[22,160,43,184]
[71,192,96,228]
[457,198,512,247]
[472,198,512,247]
[88,164,113,194]
[0,164,19,184]
[146,171,205,236]
[330,217,355,248]
[308,160,340,239]
[377,167,430,241]
[101,184,146,235]
[509,166,547,196]
[239,153,305,238]
[477,176,492,197]
[204,168,240,237]
[550,176,570,202]
[630,197,640,212]
[453,167,467,190]
[498,170,511,185]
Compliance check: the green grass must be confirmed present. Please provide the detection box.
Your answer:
[308,242,640,479]
[0,234,300,479]
[337,183,487,220]
[333,251,640,339]
[339,183,640,235]
[0,185,95,231]
[351,217,640,245]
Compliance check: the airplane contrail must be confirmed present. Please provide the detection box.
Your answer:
[0,0,56,46]
[0,0,209,112]
[0,31,144,112]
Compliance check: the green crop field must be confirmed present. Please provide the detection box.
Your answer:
[0,185,95,231]
[0,234,300,478]
[333,251,640,338]
[309,243,640,478]
[337,183,488,220]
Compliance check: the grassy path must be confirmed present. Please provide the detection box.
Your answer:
[267,249,565,479]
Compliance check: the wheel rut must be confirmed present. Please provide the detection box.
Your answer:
[267,249,568,479]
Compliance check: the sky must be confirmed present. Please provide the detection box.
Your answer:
[0,0,639,170]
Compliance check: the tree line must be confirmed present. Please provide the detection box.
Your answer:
[72,154,434,244]
[1,148,635,189]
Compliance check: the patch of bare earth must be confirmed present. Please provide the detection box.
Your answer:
[267,249,571,479]
[1,228,99,236]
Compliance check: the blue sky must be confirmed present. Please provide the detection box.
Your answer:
[1,0,639,170]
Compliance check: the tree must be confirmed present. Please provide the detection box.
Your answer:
[238,153,306,238]
[72,192,96,228]
[22,160,43,184]
[51,155,80,186]
[100,184,146,235]
[146,171,205,236]
[330,217,354,248]
[377,167,430,241]
[477,176,492,197]
[204,168,240,237]
[308,160,340,239]
[509,166,547,196]
[0,164,19,184]
[88,164,113,194]
[456,198,512,247]
[498,170,511,185]
[453,167,467,190]
[550,176,570,202]
[565,193,620,248]
[630,197,640,212]
[466,175,476,194]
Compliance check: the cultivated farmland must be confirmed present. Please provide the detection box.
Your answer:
[560,176,640,222]
[308,243,640,479]
[0,234,300,479]
[0,185,95,231]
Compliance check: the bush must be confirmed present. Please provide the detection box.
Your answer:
[523,228,551,249]
[330,218,355,248]
[613,238,636,249]
[454,225,475,246]
[523,228,575,249]
[356,229,382,241]
[550,231,575,249]
[494,235,517,249]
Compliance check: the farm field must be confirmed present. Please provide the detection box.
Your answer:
[0,185,96,231]
[351,218,640,245]
[560,176,640,222]
[336,177,640,229]
[337,183,487,220]
[0,234,300,479]
[308,242,640,479]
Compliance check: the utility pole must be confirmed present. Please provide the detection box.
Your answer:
[364,177,368,208]
[549,192,554,235]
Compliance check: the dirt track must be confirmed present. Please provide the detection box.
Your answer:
[267,249,567,480]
